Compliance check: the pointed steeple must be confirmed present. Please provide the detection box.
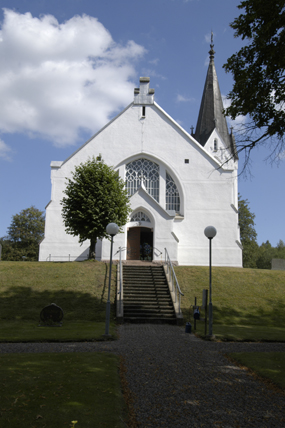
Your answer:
[194,34,237,159]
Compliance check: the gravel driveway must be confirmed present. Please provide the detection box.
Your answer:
[0,324,284,427]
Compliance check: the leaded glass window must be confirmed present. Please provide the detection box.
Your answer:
[166,172,180,212]
[130,211,151,222]
[126,159,159,202]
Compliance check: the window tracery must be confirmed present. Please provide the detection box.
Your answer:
[126,159,159,202]
[166,172,180,212]
[130,211,151,222]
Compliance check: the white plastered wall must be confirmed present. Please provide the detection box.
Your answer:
[39,100,242,267]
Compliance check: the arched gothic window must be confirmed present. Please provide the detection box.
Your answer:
[130,211,151,222]
[126,159,159,202]
[166,172,180,212]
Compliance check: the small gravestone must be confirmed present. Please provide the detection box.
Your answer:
[40,303,64,326]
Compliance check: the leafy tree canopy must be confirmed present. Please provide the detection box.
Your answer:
[238,196,285,269]
[223,0,285,163]
[238,194,259,267]
[0,206,45,261]
[61,157,131,258]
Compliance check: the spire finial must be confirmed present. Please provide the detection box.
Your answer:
[209,30,215,63]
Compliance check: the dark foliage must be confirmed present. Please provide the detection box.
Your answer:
[0,206,45,261]
[224,0,285,164]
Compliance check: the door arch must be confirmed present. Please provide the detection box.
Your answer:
[127,227,153,260]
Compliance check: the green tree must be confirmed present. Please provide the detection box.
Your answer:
[1,206,45,261]
[255,239,285,269]
[223,0,285,162]
[256,240,274,269]
[61,157,131,259]
[238,194,259,268]
[276,239,285,259]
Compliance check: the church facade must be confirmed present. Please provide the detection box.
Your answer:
[39,45,243,267]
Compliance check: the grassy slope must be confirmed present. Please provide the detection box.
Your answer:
[175,266,285,327]
[0,262,285,341]
[0,262,284,408]
[0,261,117,341]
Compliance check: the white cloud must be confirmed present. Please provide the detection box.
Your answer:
[141,68,167,80]
[222,95,246,127]
[149,58,159,66]
[176,94,195,103]
[0,138,12,160]
[204,33,212,44]
[0,9,146,146]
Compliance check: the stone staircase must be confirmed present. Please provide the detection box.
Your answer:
[122,264,177,324]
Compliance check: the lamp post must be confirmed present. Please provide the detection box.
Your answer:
[104,222,119,336]
[204,226,217,337]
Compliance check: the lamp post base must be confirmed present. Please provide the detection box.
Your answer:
[205,334,216,341]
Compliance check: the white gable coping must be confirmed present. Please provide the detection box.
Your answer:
[204,128,236,169]
[60,103,133,167]
[55,99,233,172]
[131,184,175,219]
[153,102,234,171]
[51,161,63,168]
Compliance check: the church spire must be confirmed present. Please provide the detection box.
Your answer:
[194,35,237,159]
[209,31,215,63]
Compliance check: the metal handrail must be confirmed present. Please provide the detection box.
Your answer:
[46,254,89,262]
[164,248,184,314]
[114,247,126,313]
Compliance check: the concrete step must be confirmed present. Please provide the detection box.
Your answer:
[124,304,174,310]
[123,317,177,324]
[124,311,176,317]
[121,264,176,324]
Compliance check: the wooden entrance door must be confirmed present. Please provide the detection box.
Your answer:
[127,227,154,260]
[140,228,153,260]
[127,227,141,260]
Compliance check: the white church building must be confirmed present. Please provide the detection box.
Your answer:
[39,43,243,267]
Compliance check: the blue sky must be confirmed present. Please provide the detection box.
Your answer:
[0,0,284,246]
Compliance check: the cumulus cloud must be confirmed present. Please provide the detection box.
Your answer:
[0,9,146,146]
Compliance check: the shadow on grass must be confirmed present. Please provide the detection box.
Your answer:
[212,300,285,327]
[0,263,118,341]
[0,352,127,428]
[182,300,285,328]
[0,285,113,322]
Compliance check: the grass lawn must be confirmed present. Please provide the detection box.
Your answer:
[175,266,285,341]
[193,323,285,342]
[0,321,114,342]
[228,352,285,391]
[0,352,127,428]
[0,262,284,423]
[0,262,285,342]
[0,261,117,341]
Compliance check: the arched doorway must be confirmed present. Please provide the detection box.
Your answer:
[127,227,153,261]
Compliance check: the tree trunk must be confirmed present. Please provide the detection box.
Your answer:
[89,237,97,260]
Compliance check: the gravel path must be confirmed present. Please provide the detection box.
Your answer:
[1,324,285,427]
